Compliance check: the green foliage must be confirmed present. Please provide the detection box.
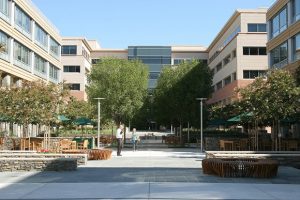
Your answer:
[154,60,213,127]
[63,97,94,120]
[87,58,149,125]
[239,70,300,124]
[0,81,67,136]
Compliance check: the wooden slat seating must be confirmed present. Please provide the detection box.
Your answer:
[219,140,233,151]
[59,139,72,151]
[202,158,278,178]
[78,139,89,150]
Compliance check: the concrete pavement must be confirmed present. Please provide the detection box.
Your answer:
[0,148,300,199]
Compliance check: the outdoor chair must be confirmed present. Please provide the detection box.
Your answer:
[78,140,89,150]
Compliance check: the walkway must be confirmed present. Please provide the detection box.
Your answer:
[0,148,300,199]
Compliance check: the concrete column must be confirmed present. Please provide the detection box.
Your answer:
[1,74,11,88]
[46,62,49,81]
[9,38,14,63]
[10,1,15,26]
[31,52,35,74]
[268,52,272,69]
[31,21,35,41]
[58,45,61,60]
[47,35,50,53]
[288,38,293,63]
[287,1,293,26]
[15,79,22,87]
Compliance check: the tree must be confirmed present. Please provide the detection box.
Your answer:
[0,81,67,137]
[64,97,94,120]
[87,58,148,125]
[154,60,213,128]
[239,70,300,150]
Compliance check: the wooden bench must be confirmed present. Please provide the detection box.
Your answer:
[202,158,278,178]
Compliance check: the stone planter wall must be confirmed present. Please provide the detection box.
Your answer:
[0,153,87,165]
[0,158,77,171]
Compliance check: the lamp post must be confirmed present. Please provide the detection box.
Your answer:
[196,98,207,152]
[94,98,105,149]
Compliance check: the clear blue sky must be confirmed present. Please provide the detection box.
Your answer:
[32,0,275,49]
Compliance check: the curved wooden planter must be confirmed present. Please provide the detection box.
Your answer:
[202,158,279,178]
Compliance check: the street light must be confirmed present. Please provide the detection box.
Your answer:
[94,98,105,149]
[196,98,207,152]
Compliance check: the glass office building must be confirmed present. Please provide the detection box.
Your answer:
[128,46,172,89]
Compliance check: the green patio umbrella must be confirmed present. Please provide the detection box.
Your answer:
[57,115,70,122]
[74,117,92,125]
[227,112,253,122]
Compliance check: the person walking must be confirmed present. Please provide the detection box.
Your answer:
[131,128,139,151]
[116,124,123,156]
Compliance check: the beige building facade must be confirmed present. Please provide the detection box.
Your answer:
[207,9,268,105]
[0,0,61,87]
[267,0,300,72]
[61,37,92,101]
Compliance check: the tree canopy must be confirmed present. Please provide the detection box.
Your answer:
[87,58,148,125]
[153,60,213,127]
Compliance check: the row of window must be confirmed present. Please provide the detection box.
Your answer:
[209,26,240,64]
[270,0,300,40]
[63,65,80,73]
[248,23,267,32]
[173,59,208,65]
[61,45,77,55]
[0,31,59,82]
[0,0,60,58]
[214,70,266,91]
[243,47,267,55]
[213,49,236,74]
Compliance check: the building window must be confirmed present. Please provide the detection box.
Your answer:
[232,49,236,58]
[292,0,300,22]
[270,42,288,67]
[0,0,9,19]
[224,75,231,86]
[223,54,231,65]
[14,41,30,66]
[216,62,222,72]
[63,65,80,73]
[232,72,237,81]
[174,59,185,65]
[243,47,267,55]
[15,6,31,35]
[49,63,59,81]
[61,45,77,55]
[50,37,59,57]
[149,72,160,79]
[243,70,267,79]
[248,23,267,32]
[35,24,48,49]
[0,31,9,56]
[292,33,300,61]
[271,7,287,38]
[216,81,222,90]
[34,54,46,75]
[92,59,101,64]
[82,48,90,61]
[68,84,80,91]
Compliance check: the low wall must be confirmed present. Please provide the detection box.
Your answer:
[206,151,300,169]
[0,153,87,165]
[0,158,77,171]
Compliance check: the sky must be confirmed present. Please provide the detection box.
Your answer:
[31,0,275,49]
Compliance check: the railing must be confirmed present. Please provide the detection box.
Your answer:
[272,59,288,69]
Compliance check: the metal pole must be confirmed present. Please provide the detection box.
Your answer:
[200,100,203,152]
[98,99,100,149]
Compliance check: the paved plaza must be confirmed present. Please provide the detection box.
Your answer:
[0,148,300,199]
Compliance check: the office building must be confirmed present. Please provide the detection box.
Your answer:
[207,8,268,105]
[61,37,92,101]
[267,0,300,72]
[0,0,62,87]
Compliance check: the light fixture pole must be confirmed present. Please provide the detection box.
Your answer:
[196,98,207,152]
[94,98,105,149]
